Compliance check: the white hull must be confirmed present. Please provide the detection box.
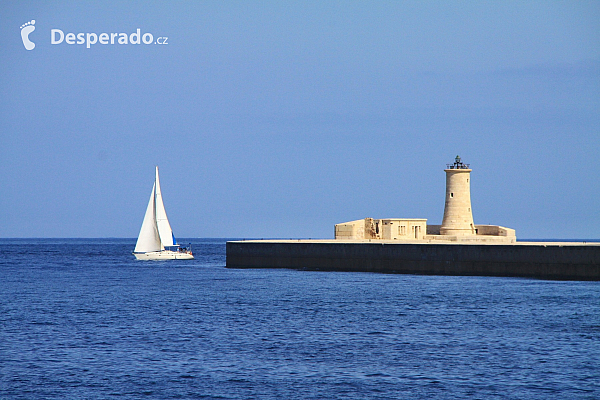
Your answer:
[133,250,194,260]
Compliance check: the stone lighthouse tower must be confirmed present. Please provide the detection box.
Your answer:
[440,156,475,236]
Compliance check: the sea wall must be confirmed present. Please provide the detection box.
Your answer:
[226,241,600,281]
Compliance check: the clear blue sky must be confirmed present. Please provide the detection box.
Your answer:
[1,1,598,239]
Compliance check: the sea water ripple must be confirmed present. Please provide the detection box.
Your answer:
[0,239,598,399]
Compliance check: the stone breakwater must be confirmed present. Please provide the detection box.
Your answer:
[226,240,600,281]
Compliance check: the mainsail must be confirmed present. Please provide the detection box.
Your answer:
[154,166,176,247]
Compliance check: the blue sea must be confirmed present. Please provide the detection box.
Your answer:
[1,238,598,399]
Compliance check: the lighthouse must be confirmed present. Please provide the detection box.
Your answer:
[440,156,475,236]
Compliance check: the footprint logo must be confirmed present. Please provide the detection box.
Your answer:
[20,20,36,50]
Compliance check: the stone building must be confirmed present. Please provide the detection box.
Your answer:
[334,156,516,243]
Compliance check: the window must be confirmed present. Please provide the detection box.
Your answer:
[450,193,454,198]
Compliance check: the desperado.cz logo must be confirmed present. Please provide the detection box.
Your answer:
[51,28,168,48]
[20,20,168,50]
[20,20,36,50]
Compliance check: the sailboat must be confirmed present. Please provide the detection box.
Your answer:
[133,166,194,260]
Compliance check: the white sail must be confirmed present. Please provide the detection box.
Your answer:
[154,166,176,247]
[134,182,163,253]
